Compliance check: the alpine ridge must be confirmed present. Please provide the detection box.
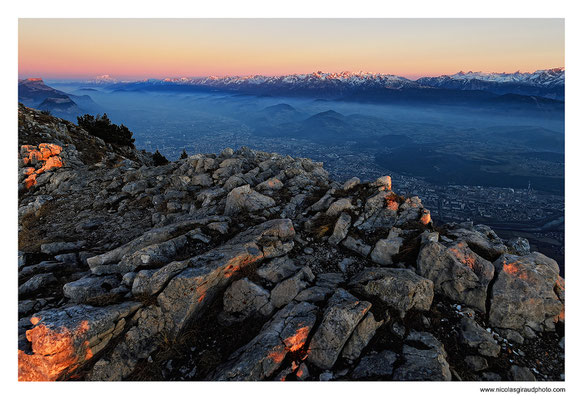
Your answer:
[100,68,565,100]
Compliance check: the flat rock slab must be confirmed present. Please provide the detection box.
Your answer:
[212,301,318,381]
[18,273,58,296]
[63,275,122,305]
[342,236,372,258]
[87,217,227,271]
[117,234,188,273]
[446,226,507,261]
[307,288,371,369]
[270,267,313,308]
[328,212,352,246]
[40,240,86,255]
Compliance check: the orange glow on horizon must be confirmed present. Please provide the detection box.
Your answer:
[19,19,564,80]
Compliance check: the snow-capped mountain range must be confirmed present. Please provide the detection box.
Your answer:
[420,68,564,86]
[185,71,416,89]
[416,68,564,99]
[93,68,565,101]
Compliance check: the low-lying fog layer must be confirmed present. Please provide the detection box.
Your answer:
[49,82,564,195]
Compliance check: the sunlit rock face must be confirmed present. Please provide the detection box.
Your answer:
[20,143,64,189]
[18,302,140,381]
[17,105,565,382]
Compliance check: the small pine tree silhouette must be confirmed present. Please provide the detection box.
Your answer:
[77,113,135,147]
[153,150,169,166]
[180,149,188,159]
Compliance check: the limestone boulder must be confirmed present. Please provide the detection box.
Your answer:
[489,252,564,334]
[224,185,275,216]
[350,268,433,318]
[417,241,494,313]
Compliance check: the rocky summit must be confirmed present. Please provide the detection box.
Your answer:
[17,104,564,381]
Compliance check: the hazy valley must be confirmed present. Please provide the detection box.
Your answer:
[20,73,561,271]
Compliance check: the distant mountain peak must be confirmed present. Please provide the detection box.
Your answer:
[19,77,45,83]
[313,109,344,118]
[93,74,118,83]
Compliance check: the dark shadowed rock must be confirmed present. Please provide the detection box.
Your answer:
[459,317,500,357]
[295,285,333,303]
[351,350,398,379]
[509,365,536,381]
[342,236,372,257]
[88,305,167,381]
[507,237,531,256]
[307,289,371,369]
[393,331,452,381]
[465,355,488,372]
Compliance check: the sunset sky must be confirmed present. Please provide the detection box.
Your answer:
[18,19,564,80]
